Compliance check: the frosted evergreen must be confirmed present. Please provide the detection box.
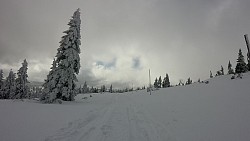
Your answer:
[0,69,3,86]
[162,73,170,88]
[186,77,192,85]
[3,70,16,99]
[82,81,89,93]
[235,49,247,73]
[15,59,29,99]
[228,61,234,74]
[221,65,224,75]
[101,85,106,92]
[158,76,162,88]
[0,69,4,99]
[154,78,158,88]
[42,9,81,103]
[41,59,59,102]
[109,85,113,93]
[210,71,213,78]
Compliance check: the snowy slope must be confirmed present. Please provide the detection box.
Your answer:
[0,73,250,141]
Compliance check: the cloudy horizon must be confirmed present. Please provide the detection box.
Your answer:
[0,0,250,88]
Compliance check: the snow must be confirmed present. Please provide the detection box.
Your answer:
[1,73,250,141]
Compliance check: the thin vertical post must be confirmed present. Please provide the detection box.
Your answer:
[244,34,250,70]
[244,34,250,62]
[149,69,152,95]
[132,83,133,94]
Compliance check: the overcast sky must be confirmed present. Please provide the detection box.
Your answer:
[0,0,250,88]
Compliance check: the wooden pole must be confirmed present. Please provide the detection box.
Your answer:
[244,34,250,62]
[132,83,133,94]
[149,69,152,95]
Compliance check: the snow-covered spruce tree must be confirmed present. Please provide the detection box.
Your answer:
[165,73,170,87]
[41,59,58,102]
[154,77,158,88]
[158,76,162,88]
[0,69,3,87]
[42,9,81,102]
[235,49,247,74]
[228,60,234,74]
[186,78,192,85]
[221,65,224,75]
[90,86,94,93]
[78,85,82,93]
[101,85,106,93]
[82,81,88,93]
[162,78,166,88]
[15,59,29,99]
[0,69,4,99]
[109,84,113,93]
[4,70,16,99]
[210,71,213,78]
[162,73,170,88]
[247,56,250,71]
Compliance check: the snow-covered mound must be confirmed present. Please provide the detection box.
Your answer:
[0,73,250,141]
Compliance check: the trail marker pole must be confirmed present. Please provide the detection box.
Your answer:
[244,34,250,67]
[149,69,152,95]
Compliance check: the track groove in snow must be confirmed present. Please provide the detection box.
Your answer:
[44,96,116,141]
[44,95,171,141]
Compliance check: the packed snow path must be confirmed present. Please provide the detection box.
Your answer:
[45,94,173,141]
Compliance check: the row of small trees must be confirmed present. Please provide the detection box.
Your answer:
[152,48,249,89]
[153,73,170,88]
[79,81,146,94]
[210,48,249,78]
[0,59,29,99]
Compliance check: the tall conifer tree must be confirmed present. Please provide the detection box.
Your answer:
[0,69,4,99]
[41,59,58,102]
[228,61,234,74]
[110,85,113,93]
[42,9,81,103]
[154,78,158,88]
[15,59,29,99]
[235,49,247,73]
[4,70,16,99]
[158,76,162,88]
[221,65,224,75]
[210,71,213,78]
[162,73,170,88]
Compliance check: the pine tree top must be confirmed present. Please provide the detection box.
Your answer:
[0,69,3,81]
[6,69,15,82]
[56,8,81,74]
[237,49,245,63]
[16,59,28,85]
[228,60,232,68]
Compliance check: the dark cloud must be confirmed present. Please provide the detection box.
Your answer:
[132,57,141,69]
[96,58,116,69]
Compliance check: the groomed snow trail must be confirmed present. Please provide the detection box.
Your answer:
[45,94,172,141]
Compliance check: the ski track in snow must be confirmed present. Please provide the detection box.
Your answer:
[44,94,173,141]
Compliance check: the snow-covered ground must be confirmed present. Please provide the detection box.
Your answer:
[1,73,250,141]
